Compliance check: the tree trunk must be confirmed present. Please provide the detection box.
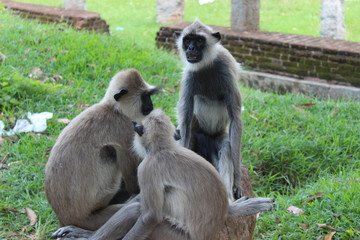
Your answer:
[231,0,260,32]
[217,164,257,240]
[320,0,346,39]
[64,0,86,10]
[156,0,184,24]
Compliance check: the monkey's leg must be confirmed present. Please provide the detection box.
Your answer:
[51,225,93,239]
[218,139,235,202]
[147,222,190,240]
[89,202,141,240]
[53,197,141,239]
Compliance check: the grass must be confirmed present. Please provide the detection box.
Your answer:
[0,4,359,240]
[18,0,360,43]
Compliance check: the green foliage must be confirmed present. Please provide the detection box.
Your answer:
[0,7,359,240]
[18,0,360,42]
[255,170,360,239]
[240,88,360,194]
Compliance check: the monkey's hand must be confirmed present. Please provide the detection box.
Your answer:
[51,225,93,239]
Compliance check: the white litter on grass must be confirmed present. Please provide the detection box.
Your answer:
[27,112,53,132]
[0,112,53,136]
[199,0,215,5]
[0,120,4,135]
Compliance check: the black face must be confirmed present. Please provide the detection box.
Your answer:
[141,92,154,116]
[182,34,206,63]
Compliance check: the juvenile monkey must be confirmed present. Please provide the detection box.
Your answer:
[51,109,274,240]
[176,19,243,200]
[45,68,160,231]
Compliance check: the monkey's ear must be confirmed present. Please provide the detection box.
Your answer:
[212,32,221,42]
[148,85,163,95]
[114,89,128,101]
[132,121,144,136]
[174,31,182,38]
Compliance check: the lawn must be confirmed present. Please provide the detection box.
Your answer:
[0,2,359,240]
[17,0,360,43]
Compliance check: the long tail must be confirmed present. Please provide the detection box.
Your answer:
[228,196,275,218]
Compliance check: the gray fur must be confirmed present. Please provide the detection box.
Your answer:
[52,109,274,240]
[176,19,243,200]
[45,69,155,231]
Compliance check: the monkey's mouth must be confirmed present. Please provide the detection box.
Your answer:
[186,55,201,63]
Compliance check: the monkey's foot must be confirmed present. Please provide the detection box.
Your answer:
[51,225,93,239]
[229,197,275,217]
[232,186,242,200]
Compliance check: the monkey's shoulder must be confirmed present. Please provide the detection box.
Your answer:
[55,103,132,147]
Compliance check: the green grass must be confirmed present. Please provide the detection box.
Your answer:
[0,6,359,240]
[256,169,360,239]
[18,0,360,42]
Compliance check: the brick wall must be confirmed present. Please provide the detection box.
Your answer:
[156,22,360,87]
[2,0,109,34]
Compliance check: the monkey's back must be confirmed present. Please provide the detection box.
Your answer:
[45,103,134,226]
[139,146,228,240]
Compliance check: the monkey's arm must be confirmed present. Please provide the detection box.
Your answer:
[123,156,165,240]
[177,79,194,148]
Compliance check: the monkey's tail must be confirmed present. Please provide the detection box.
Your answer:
[227,197,275,218]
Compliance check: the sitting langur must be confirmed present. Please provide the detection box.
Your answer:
[123,109,274,240]
[52,109,274,240]
[45,69,160,231]
[176,20,243,200]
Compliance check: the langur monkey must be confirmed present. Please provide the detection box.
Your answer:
[45,69,160,231]
[176,19,243,200]
[51,109,274,240]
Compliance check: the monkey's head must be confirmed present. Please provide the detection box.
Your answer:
[132,109,180,157]
[176,19,221,68]
[102,69,161,122]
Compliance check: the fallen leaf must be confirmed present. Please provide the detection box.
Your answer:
[0,52,6,63]
[292,105,305,112]
[299,224,309,230]
[304,192,324,204]
[250,150,258,156]
[25,207,37,226]
[292,103,316,112]
[30,67,43,79]
[57,118,71,124]
[7,160,22,166]
[286,206,305,215]
[332,213,342,219]
[324,231,336,240]
[161,77,169,83]
[1,152,10,164]
[0,137,4,145]
[20,225,28,233]
[164,85,179,95]
[52,74,63,81]
[250,114,259,121]
[296,103,316,108]
[331,108,340,117]
[0,207,19,213]
[317,224,338,231]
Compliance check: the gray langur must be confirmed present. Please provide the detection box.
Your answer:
[45,68,160,231]
[51,109,274,240]
[176,19,243,201]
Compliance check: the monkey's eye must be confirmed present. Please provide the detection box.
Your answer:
[197,38,203,43]
[183,38,190,44]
